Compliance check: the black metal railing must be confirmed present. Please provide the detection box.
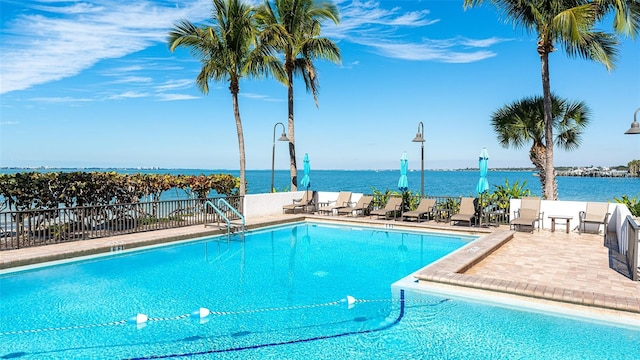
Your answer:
[369,194,511,226]
[625,215,639,281]
[0,196,242,250]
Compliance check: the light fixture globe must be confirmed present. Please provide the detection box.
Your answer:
[625,108,640,135]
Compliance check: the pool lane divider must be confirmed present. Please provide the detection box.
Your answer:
[0,294,360,336]
[125,290,408,360]
[3,289,449,352]
[3,290,450,358]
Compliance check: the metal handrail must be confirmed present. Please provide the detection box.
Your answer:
[217,198,245,232]
[204,201,230,234]
[625,215,639,281]
[204,200,244,241]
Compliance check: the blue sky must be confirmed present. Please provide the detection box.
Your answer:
[1,0,639,171]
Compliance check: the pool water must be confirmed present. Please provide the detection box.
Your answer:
[0,222,638,359]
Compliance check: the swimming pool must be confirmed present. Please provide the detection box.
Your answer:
[1,222,638,359]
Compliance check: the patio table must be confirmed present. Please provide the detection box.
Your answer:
[549,215,573,233]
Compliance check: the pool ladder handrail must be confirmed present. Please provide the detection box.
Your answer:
[204,199,245,241]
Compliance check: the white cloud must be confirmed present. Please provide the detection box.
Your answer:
[112,76,154,84]
[0,0,211,94]
[0,0,507,95]
[325,1,438,40]
[356,39,497,63]
[461,37,511,48]
[33,2,105,15]
[109,65,145,73]
[30,96,94,103]
[106,91,150,100]
[240,93,283,102]
[157,93,199,101]
[154,79,194,91]
[325,1,498,63]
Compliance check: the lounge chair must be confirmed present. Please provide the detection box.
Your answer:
[450,197,477,226]
[510,197,542,232]
[337,195,373,217]
[402,198,436,223]
[317,191,352,215]
[370,197,403,220]
[579,202,610,236]
[282,191,315,214]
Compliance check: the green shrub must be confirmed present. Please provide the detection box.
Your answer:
[369,187,418,211]
[612,194,640,217]
[491,179,531,200]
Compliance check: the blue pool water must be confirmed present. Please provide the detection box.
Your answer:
[1,223,638,359]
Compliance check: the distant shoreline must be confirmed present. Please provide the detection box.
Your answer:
[2,166,637,178]
[0,166,537,172]
[0,166,632,172]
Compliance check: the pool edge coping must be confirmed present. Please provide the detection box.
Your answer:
[412,230,640,316]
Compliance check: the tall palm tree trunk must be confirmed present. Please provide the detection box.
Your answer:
[231,87,246,196]
[529,142,547,198]
[539,50,556,200]
[286,65,298,192]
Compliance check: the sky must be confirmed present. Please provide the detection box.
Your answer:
[1,0,639,171]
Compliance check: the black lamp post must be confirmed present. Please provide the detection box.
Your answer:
[625,108,640,135]
[411,121,425,197]
[271,122,289,193]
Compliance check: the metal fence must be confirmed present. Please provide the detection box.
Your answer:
[0,196,242,250]
[624,215,639,281]
[369,194,511,226]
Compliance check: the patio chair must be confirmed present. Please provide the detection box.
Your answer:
[317,191,352,215]
[337,195,373,217]
[450,197,477,226]
[282,191,315,214]
[578,202,610,237]
[510,197,543,232]
[370,197,403,220]
[402,198,436,223]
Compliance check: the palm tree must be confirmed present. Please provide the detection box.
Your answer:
[256,0,341,191]
[168,0,278,196]
[463,0,640,199]
[491,94,591,199]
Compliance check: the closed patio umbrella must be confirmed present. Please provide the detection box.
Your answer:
[476,148,490,226]
[300,153,311,191]
[475,148,489,194]
[398,152,409,192]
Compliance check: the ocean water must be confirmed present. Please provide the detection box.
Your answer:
[1,169,638,202]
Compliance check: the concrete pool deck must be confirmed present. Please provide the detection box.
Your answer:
[2,214,639,324]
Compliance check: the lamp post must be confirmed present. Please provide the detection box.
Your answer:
[625,108,640,135]
[412,121,425,197]
[271,122,289,193]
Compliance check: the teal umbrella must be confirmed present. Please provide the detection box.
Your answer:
[475,148,489,194]
[398,152,409,192]
[300,153,311,189]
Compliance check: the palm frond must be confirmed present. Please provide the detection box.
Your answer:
[492,94,591,152]
[596,0,640,38]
